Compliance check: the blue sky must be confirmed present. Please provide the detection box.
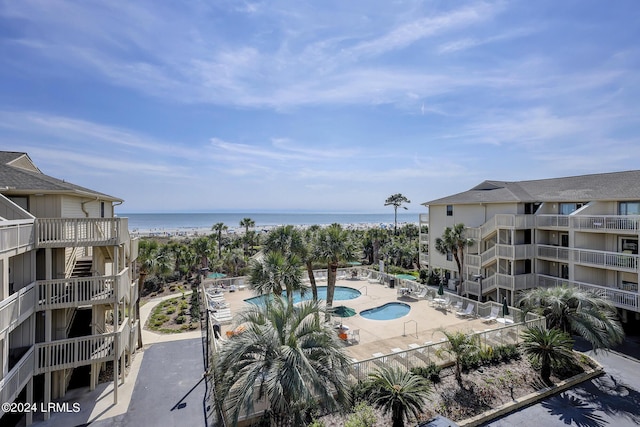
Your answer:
[1,1,639,213]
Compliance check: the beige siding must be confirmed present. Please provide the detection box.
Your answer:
[30,195,62,217]
[8,252,34,290]
[61,196,85,218]
[8,317,33,348]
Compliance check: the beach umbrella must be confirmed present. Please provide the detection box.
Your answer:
[330,305,357,318]
[329,305,356,327]
[437,281,444,296]
[502,297,510,317]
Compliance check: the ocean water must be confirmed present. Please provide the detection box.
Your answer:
[117,212,420,234]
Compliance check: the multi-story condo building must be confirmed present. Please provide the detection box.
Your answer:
[0,152,138,425]
[420,170,640,328]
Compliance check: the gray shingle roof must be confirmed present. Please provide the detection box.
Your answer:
[424,170,640,205]
[0,151,122,201]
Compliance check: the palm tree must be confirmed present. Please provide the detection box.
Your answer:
[239,217,255,234]
[301,225,322,301]
[365,366,431,427]
[239,217,255,255]
[249,251,304,305]
[518,285,624,352]
[211,222,228,257]
[384,193,411,235]
[434,223,474,296]
[214,297,351,426]
[191,236,213,273]
[135,239,160,348]
[436,329,480,387]
[315,224,355,320]
[263,225,305,257]
[521,326,575,385]
[365,227,388,264]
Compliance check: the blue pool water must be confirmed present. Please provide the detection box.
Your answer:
[360,302,411,320]
[245,286,361,305]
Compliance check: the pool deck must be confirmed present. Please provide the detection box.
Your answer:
[213,278,507,362]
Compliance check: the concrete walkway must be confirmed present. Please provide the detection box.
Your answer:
[29,291,205,426]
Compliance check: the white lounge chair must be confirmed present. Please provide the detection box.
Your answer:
[456,303,475,318]
[482,306,500,323]
[414,288,429,299]
[209,300,229,309]
[450,299,462,312]
[212,312,233,323]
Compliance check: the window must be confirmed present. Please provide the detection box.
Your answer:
[8,196,28,211]
[446,205,453,216]
[619,201,640,215]
[525,202,541,214]
[559,202,584,215]
[621,238,638,254]
[101,202,105,218]
[446,252,453,261]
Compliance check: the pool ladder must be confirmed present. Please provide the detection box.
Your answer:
[358,286,368,295]
[403,320,418,338]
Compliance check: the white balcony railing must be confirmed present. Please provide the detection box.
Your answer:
[36,217,127,248]
[0,282,36,336]
[36,269,130,310]
[0,347,35,416]
[34,320,132,374]
[536,215,570,228]
[0,219,35,255]
[35,332,114,374]
[537,244,570,261]
[536,214,640,231]
[538,274,639,311]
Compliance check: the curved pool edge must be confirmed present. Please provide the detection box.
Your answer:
[359,302,411,320]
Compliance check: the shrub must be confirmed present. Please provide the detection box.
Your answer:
[460,352,481,371]
[411,362,441,383]
[175,315,185,324]
[308,420,325,427]
[166,307,176,315]
[344,402,377,427]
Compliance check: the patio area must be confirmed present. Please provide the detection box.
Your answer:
[205,270,544,377]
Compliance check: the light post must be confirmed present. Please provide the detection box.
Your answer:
[473,274,484,302]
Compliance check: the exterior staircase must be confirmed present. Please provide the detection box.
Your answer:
[71,257,93,278]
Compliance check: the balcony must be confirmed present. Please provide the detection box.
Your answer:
[536,214,640,232]
[0,283,36,336]
[478,214,535,238]
[34,322,130,374]
[36,268,130,310]
[0,347,34,416]
[537,244,638,272]
[574,248,638,272]
[537,244,570,261]
[36,217,128,248]
[0,219,35,256]
[538,274,639,312]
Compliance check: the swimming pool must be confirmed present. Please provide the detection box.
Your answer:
[245,286,362,305]
[360,302,411,320]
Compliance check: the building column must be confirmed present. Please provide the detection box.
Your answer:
[26,377,33,425]
[44,248,52,421]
